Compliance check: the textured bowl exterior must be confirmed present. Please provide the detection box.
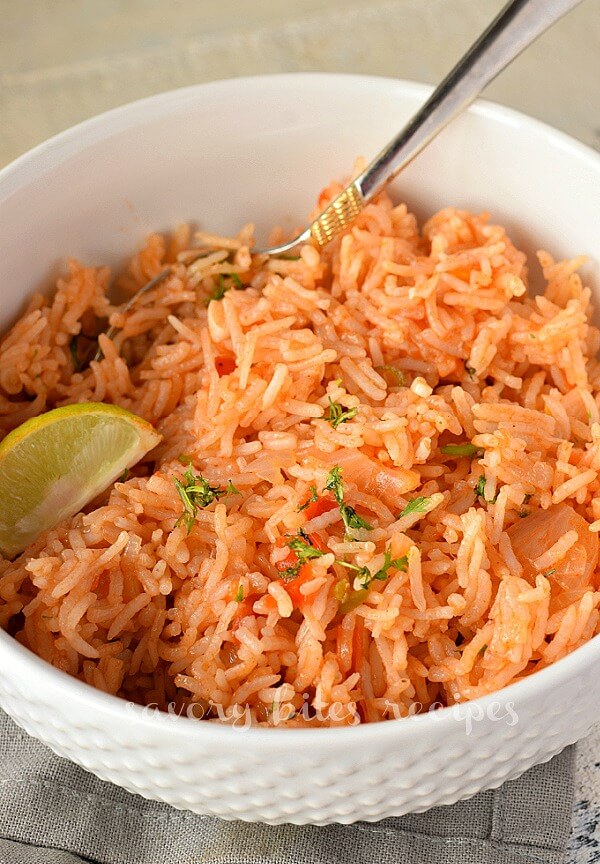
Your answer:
[0,632,599,823]
[0,74,600,823]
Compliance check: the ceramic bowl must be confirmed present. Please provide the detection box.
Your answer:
[1,74,599,824]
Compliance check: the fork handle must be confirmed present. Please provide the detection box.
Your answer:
[356,0,583,200]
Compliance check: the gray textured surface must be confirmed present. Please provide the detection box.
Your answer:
[0,710,578,864]
[1,0,599,858]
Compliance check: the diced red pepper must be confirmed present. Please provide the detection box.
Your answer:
[306,531,328,553]
[278,563,316,607]
[215,356,236,377]
[303,495,337,521]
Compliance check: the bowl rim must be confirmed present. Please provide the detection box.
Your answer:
[1,71,600,745]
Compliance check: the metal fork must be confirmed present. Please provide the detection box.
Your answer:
[95,0,583,359]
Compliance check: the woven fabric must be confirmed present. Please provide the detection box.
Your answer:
[0,710,574,864]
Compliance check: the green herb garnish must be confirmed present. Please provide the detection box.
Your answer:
[465,364,476,380]
[475,475,498,504]
[334,558,372,588]
[118,468,130,483]
[173,468,232,533]
[325,397,358,430]
[225,480,241,497]
[542,568,557,578]
[234,584,244,602]
[324,467,372,532]
[399,496,431,518]
[279,532,326,581]
[298,484,319,512]
[286,535,325,562]
[441,443,484,458]
[177,454,193,466]
[205,273,243,305]
[372,549,408,582]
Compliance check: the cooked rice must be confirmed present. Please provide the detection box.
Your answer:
[1,174,600,726]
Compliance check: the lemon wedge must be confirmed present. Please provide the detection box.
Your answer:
[0,403,161,558]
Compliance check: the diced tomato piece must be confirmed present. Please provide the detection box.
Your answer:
[303,495,337,521]
[233,598,254,619]
[280,563,316,607]
[215,356,236,377]
[307,532,328,553]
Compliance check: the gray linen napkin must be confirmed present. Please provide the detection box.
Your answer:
[0,710,574,864]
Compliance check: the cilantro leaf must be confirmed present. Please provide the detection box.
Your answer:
[372,549,408,582]
[340,504,372,532]
[324,466,372,532]
[173,468,232,532]
[205,273,243,305]
[324,466,344,500]
[298,484,319,512]
[325,397,358,430]
[474,475,498,504]
[399,496,431,518]
[286,536,325,562]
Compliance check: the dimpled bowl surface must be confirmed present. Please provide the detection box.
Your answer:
[0,74,599,824]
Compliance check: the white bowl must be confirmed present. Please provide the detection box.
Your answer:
[1,74,599,825]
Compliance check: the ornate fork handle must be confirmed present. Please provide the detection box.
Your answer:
[301,0,583,252]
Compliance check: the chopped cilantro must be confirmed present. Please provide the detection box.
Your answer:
[173,468,232,533]
[225,480,241,497]
[465,364,476,380]
[475,475,498,504]
[325,397,358,430]
[372,549,408,582]
[177,454,193,466]
[441,443,483,457]
[474,475,487,498]
[279,533,325,582]
[334,558,372,588]
[478,643,487,656]
[542,568,557,578]
[340,505,372,532]
[234,584,244,602]
[298,484,319,512]
[286,535,325,562]
[399,496,431,518]
[205,273,243,305]
[118,468,130,483]
[324,467,372,532]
